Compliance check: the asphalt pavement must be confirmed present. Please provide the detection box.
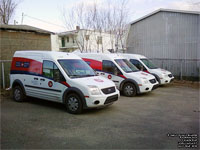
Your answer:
[1,84,199,149]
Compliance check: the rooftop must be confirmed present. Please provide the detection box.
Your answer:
[130,8,200,25]
[0,24,54,35]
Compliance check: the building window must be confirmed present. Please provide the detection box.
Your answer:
[72,37,75,43]
[85,35,90,41]
[97,36,102,44]
[66,36,69,42]
[61,37,65,47]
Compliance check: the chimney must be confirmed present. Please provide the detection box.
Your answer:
[76,26,80,30]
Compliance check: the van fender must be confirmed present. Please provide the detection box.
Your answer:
[62,87,87,109]
[119,79,140,94]
[12,79,26,95]
[151,73,161,84]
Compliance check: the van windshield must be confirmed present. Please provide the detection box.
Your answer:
[140,59,157,69]
[115,59,139,73]
[58,59,96,78]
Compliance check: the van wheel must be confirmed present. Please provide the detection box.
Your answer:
[65,93,83,114]
[13,86,26,102]
[123,83,137,97]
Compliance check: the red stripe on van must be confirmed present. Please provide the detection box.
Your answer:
[82,58,102,71]
[11,57,42,75]
[60,81,71,87]
[119,75,127,79]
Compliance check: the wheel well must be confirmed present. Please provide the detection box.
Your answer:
[62,87,87,109]
[123,82,137,91]
[12,82,21,88]
[63,91,82,103]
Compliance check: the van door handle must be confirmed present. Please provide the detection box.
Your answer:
[40,78,45,81]
[34,78,38,80]
[100,73,105,75]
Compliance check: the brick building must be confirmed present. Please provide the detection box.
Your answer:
[0,24,53,87]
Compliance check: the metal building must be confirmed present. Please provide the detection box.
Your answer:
[126,9,200,80]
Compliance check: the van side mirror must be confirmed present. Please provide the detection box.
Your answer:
[53,70,60,82]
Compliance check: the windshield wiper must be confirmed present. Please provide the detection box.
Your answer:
[69,75,81,78]
[82,74,96,77]
[126,71,133,73]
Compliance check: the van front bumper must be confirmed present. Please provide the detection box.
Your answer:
[85,91,120,108]
[138,79,159,93]
[160,75,174,84]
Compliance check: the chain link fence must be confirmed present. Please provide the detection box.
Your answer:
[0,60,12,89]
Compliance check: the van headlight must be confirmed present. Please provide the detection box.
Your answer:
[143,80,149,84]
[141,78,148,84]
[88,85,101,95]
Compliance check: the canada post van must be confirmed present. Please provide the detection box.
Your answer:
[122,54,174,85]
[10,51,119,114]
[77,53,159,97]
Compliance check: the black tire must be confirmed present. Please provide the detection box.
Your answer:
[123,82,137,97]
[13,86,26,102]
[65,93,83,114]
[152,74,161,85]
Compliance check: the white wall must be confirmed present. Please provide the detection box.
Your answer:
[51,34,59,51]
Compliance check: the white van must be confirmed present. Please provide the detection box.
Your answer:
[122,54,174,85]
[10,51,119,114]
[77,53,159,97]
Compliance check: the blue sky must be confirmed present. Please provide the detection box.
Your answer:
[13,0,199,32]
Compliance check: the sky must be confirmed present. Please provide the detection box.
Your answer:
[12,0,200,33]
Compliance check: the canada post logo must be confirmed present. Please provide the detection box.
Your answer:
[94,79,104,82]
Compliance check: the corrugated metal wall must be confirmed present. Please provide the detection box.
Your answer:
[127,11,200,79]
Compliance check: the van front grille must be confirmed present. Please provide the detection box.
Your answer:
[101,86,116,94]
[104,94,118,104]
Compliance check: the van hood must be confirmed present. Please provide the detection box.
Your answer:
[126,71,155,80]
[72,76,115,89]
[150,68,172,76]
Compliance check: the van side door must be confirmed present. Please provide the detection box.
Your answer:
[39,60,67,102]
[102,60,124,89]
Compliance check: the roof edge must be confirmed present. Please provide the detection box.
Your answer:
[129,8,200,25]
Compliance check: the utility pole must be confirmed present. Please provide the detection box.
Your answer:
[21,13,24,24]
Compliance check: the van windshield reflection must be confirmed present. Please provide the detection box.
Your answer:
[140,59,158,69]
[115,59,139,73]
[58,59,96,78]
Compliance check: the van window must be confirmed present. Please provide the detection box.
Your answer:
[43,61,65,81]
[115,59,138,73]
[130,59,147,71]
[102,60,122,75]
[58,59,96,78]
[85,61,91,65]
[130,59,142,69]
[140,59,157,69]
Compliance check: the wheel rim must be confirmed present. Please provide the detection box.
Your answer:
[68,97,79,111]
[14,89,21,100]
[125,85,134,96]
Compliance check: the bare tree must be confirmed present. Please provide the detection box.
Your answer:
[61,0,130,53]
[0,0,18,24]
[61,2,94,52]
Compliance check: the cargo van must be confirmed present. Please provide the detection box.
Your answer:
[77,53,159,97]
[122,54,174,84]
[10,51,119,114]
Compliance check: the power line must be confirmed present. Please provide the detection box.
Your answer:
[22,13,66,29]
